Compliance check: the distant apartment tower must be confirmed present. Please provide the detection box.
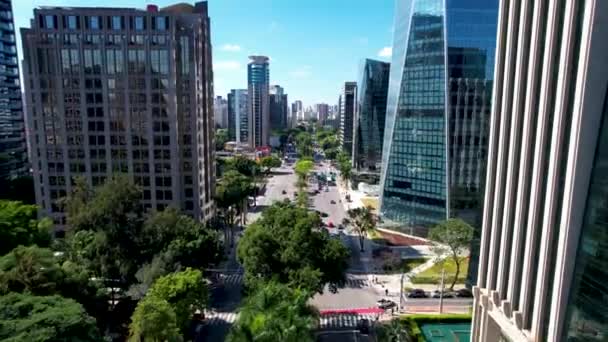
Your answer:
[0,0,27,182]
[213,95,228,128]
[247,55,269,147]
[339,82,357,157]
[353,59,390,174]
[472,0,608,341]
[379,0,498,236]
[269,85,288,130]
[21,2,216,226]
[292,100,303,122]
[315,103,329,123]
[227,89,247,143]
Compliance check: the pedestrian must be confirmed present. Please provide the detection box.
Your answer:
[385,289,389,296]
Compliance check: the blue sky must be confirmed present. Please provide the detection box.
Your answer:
[13,0,395,106]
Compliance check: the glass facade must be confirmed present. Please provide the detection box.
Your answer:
[564,92,608,341]
[0,0,26,181]
[228,89,248,144]
[354,59,390,173]
[247,56,269,147]
[380,0,497,236]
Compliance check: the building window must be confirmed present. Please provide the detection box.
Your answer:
[89,16,100,30]
[44,15,55,29]
[154,17,167,31]
[66,15,78,29]
[111,16,122,30]
[134,16,145,31]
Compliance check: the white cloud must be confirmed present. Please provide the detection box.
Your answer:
[220,44,241,52]
[378,47,392,58]
[288,66,312,79]
[214,61,242,71]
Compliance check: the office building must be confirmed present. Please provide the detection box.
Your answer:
[339,82,357,157]
[353,59,390,174]
[21,2,216,225]
[0,0,27,182]
[247,55,269,147]
[315,103,329,123]
[227,89,247,143]
[213,95,228,128]
[269,85,288,130]
[472,0,608,341]
[292,100,303,122]
[379,0,498,236]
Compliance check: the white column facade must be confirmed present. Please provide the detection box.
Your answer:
[472,0,608,341]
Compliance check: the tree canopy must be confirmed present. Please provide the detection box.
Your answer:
[216,128,230,151]
[237,202,349,293]
[295,132,313,157]
[227,281,318,342]
[428,218,474,290]
[0,292,101,342]
[224,156,260,177]
[259,155,282,174]
[343,206,377,252]
[0,200,52,255]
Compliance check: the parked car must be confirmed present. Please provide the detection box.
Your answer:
[327,221,335,228]
[456,288,473,298]
[338,224,345,230]
[282,190,287,195]
[432,290,457,298]
[330,200,336,204]
[376,299,396,310]
[407,289,428,298]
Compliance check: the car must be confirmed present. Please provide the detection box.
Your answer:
[320,212,329,218]
[327,221,335,228]
[376,299,396,310]
[281,190,287,195]
[330,200,336,204]
[407,289,428,298]
[432,290,457,298]
[456,288,473,298]
[338,224,345,230]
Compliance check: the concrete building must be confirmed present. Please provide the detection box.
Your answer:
[353,59,390,176]
[292,100,303,122]
[315,103,329,123]
[379,0,498,237]
[339,82,357,158]
[472,0,608,341]
[0,0,27,182]
[21,2,216,226]
[213,95,228,128]
[247,55,269,147]
[227,89,247,143]
[269,85,288,130]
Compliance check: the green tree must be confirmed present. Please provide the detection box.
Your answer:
[227,281,318,342]
[237,202,350,293]
[0,200,52,255]
[216,128,230,151]
[343,206,376,252]
[145,269,208,332]
[337,152,353,184]
[377,319,413,342]
[0,292,101,341]
[128,296,182,342]
[295,132,313,157]
[216,170,254,245]
[428,218,474,290]
[225,156,260,177]
[259,155,282,175]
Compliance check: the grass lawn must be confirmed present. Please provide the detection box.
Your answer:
[382,257,428,274]
[410,257,469,285]
[361,197,379,211]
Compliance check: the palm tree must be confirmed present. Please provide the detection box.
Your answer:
[343,206,376,252]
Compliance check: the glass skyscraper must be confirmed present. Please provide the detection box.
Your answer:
[0,0,26,181]
[247,56,269,147]
[379,0,498,236]
[353,59,390,175]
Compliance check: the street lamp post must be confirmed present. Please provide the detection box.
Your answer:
[439,268,445,314]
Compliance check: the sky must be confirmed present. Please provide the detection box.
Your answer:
[13,0,395,107]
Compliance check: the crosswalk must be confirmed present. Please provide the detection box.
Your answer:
[203,311,380,329]
[318,313,379,329]
[205,311,239,325]
[219,273,244,286]
[343,277,370,288]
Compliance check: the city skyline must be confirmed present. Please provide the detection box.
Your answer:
[12,0,395,107]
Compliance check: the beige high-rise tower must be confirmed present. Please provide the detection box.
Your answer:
[21,2,216,228]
